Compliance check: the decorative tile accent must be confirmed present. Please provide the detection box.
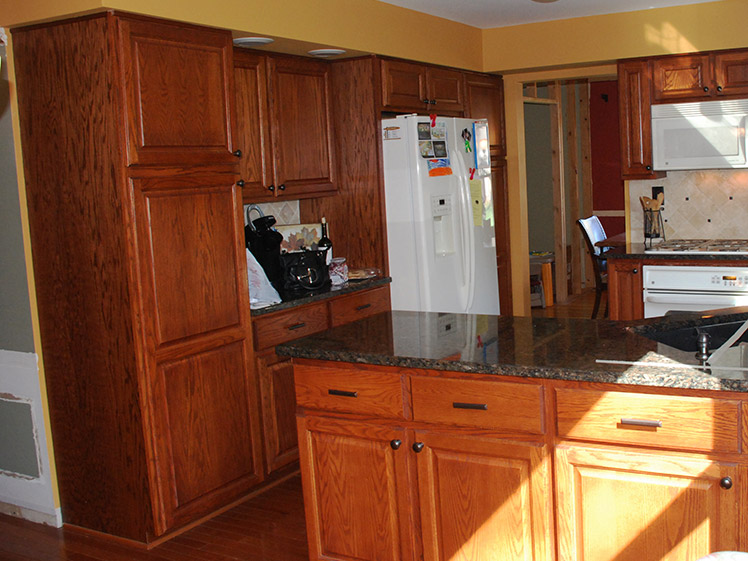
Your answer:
[243,200,300,226]
[629,170,748,241]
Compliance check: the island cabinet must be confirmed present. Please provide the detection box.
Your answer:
[233,48,336,202]
[295,364,555,561]
[292,359,748,561]
[607,259,644,320]
[12,13,263,543]
[652,49,748,102]
[380,58,465,114]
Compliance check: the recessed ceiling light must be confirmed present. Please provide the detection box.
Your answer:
[530,0,559,3]
[233,37,274,47]
[307,48,346,58]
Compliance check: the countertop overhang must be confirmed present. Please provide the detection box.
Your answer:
[276,309,748,392]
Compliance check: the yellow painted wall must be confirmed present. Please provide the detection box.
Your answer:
[483,0,747,72]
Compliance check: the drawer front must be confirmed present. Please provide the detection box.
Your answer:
[411,377,544,433]
[253,302,329,350]
[555,388,741,453]
[295,365,405,419]
[329,286,391,327]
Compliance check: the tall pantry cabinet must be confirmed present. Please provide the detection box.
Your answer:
[12,13,263,543]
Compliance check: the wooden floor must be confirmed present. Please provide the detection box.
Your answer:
[0,293,599,561]
[0,475,309,561]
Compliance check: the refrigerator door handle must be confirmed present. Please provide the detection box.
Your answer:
[453,149,476,311]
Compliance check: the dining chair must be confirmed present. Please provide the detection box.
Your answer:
[577,216,610,319]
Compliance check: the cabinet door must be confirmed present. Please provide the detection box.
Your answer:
[426,67,465,113]
[257,351,298,474]
[267,56,336,198]
[415,431,553,561]
[607,259,644,321]
[555,444,742,561]
[234,50,274,202]
[381,59,428,110]
[492,161,513,315]
[713,50,748,97]
[652,54,712,102]
[118,17,237,166]
[131,172,263,532]
[618,61,660,179]
[297,416,414,561]
[465,73,506,158]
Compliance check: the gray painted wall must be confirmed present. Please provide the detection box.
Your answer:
[524,102,555,254]
[0,45,34,352]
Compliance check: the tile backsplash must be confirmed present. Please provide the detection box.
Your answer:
[243,200,300,226]
[629,170,748,241]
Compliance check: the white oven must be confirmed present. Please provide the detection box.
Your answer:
[643,265,748,318]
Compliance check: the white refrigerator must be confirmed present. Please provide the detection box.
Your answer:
[381,115,500,315]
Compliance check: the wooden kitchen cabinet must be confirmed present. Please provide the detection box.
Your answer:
[555,444,743,561]
[617,60,661,179]
[607,259,644,320]
[652,49,748,102]
[13,13,262,543]
[465,72,506,159]
[381,58,465,114]
[234,49,336,202]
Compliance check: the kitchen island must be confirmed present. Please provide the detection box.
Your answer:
[278,310,748,561]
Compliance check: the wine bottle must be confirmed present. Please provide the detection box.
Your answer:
[318,217,333,265]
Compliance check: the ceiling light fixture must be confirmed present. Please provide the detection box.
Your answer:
[307,48,346,58]
[530,0,559,3]
[233,37,274,47]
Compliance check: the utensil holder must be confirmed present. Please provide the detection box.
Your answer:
[643,209,665,248]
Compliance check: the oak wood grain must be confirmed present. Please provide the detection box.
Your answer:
[328,286,391,328]
[252,300,329,350]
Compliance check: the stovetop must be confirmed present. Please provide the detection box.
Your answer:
[645,239,748,254]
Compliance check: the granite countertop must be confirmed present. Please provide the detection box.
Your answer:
[606,243,748,261]
[251,277,391,316]
[276,308,748,392]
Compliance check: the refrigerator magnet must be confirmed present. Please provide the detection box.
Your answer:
[427,159,452,176]
[417,122,432,140]
[419,141,434,158]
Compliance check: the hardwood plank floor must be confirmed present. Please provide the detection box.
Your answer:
[0,475,309,561]
[531,287,601,319]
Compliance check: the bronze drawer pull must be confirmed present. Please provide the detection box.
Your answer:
[287,322,306,331]
[453,402,488,411]
[620,418,662,428]
[328,389,358,398]
[355,303,372,311]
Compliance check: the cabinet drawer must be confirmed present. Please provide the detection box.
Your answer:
[295,365,406,419]
[329,286,390,327]
[253,302,329,350]
[411,377,544,434]
[555,388,740,453]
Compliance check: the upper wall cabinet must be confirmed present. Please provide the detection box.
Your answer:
[652,49,748,102]
[618,60,661,179]
[234,49,336,202]
[464,72,506,158]
[380,58,465,114]
[118,17,237,166]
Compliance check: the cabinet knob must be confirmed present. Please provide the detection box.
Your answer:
[645,165,652,171]
[237,179,245,187]
[720,476,733,490]
[278,184,286,191]
[717,85,723,92]
[703,86,710,92]
[233,149,243,158]
[632,268,638,274]
[390,439,402,450]
[421,98,430,104]
[412,442,424,453]
[268,184,275,192]
[430,99,437,105]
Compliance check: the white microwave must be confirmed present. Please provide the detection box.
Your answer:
[651,99,748,170]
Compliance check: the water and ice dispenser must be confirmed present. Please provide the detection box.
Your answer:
[431,194,455,255]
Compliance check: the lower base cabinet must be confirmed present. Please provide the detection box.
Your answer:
[257,351,299,473]
[555,444,743,561]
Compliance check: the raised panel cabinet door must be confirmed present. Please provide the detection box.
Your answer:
[652,54,712,101]
[131,173,247,346]
[267,56,336,198]
[713,50,748,97]
[555,444,742,561]
[297,416,414,561]
[118,16,237,166]
[381,59,428,109]
[151,340,264,532]
[415,431,554,561]
[617,61,659,179]
[234,49,274,202]
[465,73,506,158]
[607,259,643,321]
[426,67,465,113]
[491,161,512,314]
[257,352,299,474]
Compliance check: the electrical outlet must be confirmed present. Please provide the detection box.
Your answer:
[652,186,664,205]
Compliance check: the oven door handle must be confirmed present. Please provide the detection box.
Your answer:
[643,292,748,305]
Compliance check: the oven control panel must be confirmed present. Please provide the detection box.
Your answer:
[644,265,748,292]
[711,274,748,288]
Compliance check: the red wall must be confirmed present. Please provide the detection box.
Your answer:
[589,80,625,236]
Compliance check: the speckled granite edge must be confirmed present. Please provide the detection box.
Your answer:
[276,342,748,393]
[250,277,391,316]
[606,244,748,261]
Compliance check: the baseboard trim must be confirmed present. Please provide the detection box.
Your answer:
[0,500,61,527]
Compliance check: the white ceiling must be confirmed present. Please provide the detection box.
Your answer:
[377,0,720,29]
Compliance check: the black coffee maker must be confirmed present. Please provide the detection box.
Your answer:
[245,206,284,292]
